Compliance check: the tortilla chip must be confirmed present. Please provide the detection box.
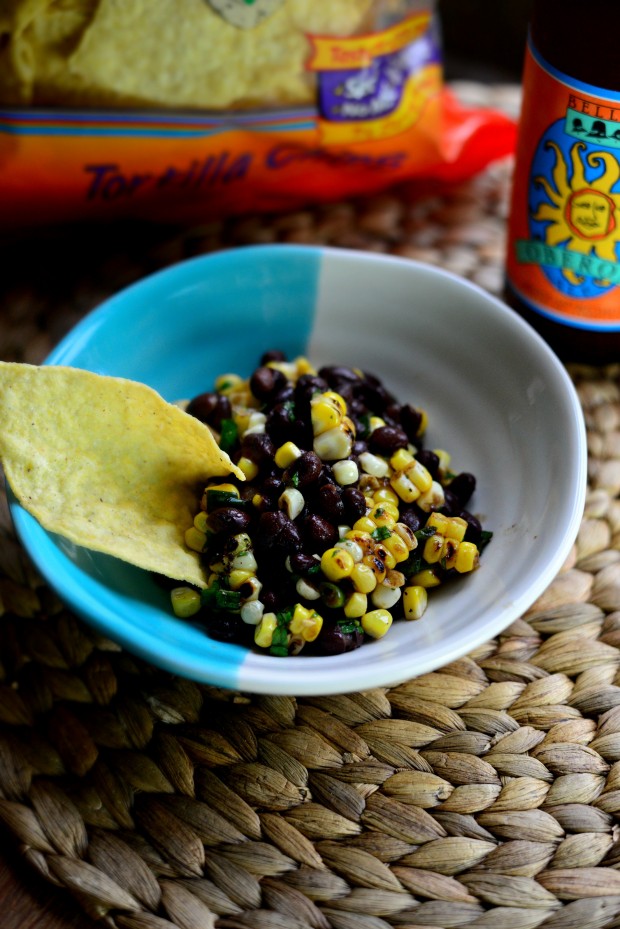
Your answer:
[0,362,243,587]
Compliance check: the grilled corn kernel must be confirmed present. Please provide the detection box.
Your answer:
[215,373,243,394]
[446,516,468,542]
[228,569,254,591]
[394,522,418,551]
[390,448,415,471]
[406,459,433,492]
[344,591,368,618]
[274,441,302,469]
[322,390,348,415]
[289,603,323,642]
[369,502,399,525]
[455,541,479,573]
[296,577,321,601]
[359,451,390,478]
[361,608,393,639]
[353,516,378,535]
[403,585,428,620]
[292,355,316,377]
[376,544,396,570]
[390,469,421,504]
[311,396,342,435]
[418,480,445,512]
[279,487,305,521]
[171,587,202,618]
[254,612,278,648]
[239,575,262,601]
[368,415,386,432]
[335,538,364,563]
[230,550,258,573]
[373,487,400,507]
[321,548,355,582]
[426,512,451,535]
[371,582,402,610]
[237,456,259,481]
[410,567,442,588]
[333,459,359,486]
[362,552,387,584]
[314,426,354,461]
[382,530,411,564]
[350,562,378,593]
[423,533,444,564]
[345,529,374,554]
[241,600,264,625]
[418,409,428,436]
[193,511,209,534]
[185,526,207,552]
[440,537,460,570]
[434,448,451,474]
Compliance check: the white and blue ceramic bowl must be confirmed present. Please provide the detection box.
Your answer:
[10,245,587,695]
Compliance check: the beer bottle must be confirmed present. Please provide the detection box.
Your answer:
[504,0,620,363]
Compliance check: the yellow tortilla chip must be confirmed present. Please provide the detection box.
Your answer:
[0,362,243,587]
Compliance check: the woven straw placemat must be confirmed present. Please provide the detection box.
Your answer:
[4,84,620,929]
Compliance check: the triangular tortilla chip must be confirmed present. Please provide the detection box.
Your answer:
[0,362,243,587]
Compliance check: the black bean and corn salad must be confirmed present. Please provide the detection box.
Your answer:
[171,352,491,656]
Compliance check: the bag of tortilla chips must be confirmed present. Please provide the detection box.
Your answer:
[0,0,516,228]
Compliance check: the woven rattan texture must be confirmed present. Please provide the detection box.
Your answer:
[4,85,620,929]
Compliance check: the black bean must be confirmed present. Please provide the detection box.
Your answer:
[342,487,367,524]
[240,432,276,467]
[255,510,302,554]
[205,614,251,645]
[415,449,440,477]
[317,483,345,522]
[260,350,286,365]
[284,450,322,489]
[400,404,423,443]
[368,425,409,456]
[450,472,477,505]
[208,506,251,536]
[460,510,482,545]
[398,506,423,533]
[318,365,360,388]
[441,488,461,515]
[250,365,287,402]
[302,513,339,550]
[294,374,329,409]
[289,552,320,575]
[352,439,368,457]
[186,392,232,430]
[319,621,364,655]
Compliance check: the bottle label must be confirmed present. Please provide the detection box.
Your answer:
[506,38,620,330]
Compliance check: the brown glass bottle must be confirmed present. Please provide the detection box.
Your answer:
[504,0,620,363]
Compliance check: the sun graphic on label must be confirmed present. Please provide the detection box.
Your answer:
[532,140,620,284]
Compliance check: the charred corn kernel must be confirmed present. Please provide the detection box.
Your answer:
[385,568,406,588]
[359,451,390,478]
[362,608,393,639]
[393,522,418,551]
[208,559,226,575]
[369,502,399,525]
[441,537,460,570]
[381,531,410,564]
[403,585,428,620]
[455,541,479,573]
[185,526,207,552]
[314,426,354,461]
[237,456,259,481]
[335,538,364,563]
[333,459,359,486]
[410,567,442,588]
[274,441,302,469]
[240,600,264,625]
[345,529,374,553]
[278,487,305,520]
[289,603,323,642]
[344,591,368,618]
[171,587,202,618]
[426,512,451,535]
[322,391,348,415]
[371,582,402,610]
[321,547,355,581]
[227,532,252,554]
[363,552,387,584]
[311,396,342,435]
[193,511,209,534]
[373,487,400,507]
[418,480,446,512]
[228,569,254,590]
[369,415,386,432]
[254,612,278,648]
[230,550,258,573]
[446,516,468,542]
[215,372,243,393]
[376,543,396,571]
[296,578,321,601]
[423,533,444,564]
[239,575,262,600]
[390,448,415,471]
[406,459,433,492]
[390,469,421,504]
[353,515,378,535]
[350,561,378,593]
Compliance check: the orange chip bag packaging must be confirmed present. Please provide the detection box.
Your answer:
[0,0,516,228]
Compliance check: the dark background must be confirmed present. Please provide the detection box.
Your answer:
[438,0,533,82]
